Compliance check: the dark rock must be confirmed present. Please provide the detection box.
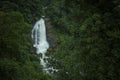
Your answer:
[45,18,58,48]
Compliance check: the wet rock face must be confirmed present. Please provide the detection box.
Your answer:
[45,18,58,48]
[47,33,58,47]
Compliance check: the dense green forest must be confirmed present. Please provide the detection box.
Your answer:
[0,0,120,80]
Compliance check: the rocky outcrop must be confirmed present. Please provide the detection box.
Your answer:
[45,18,58,48]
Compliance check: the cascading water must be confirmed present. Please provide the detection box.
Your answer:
[31,17,49,73]
[31,17,58,73]
[32,17,49,54]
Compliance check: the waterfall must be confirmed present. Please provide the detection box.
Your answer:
[31,17,49,73]
[31,17,58,74]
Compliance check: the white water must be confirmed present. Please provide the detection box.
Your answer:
[31,18,58,73]
[32,18,49,54]
[31,18,49,72]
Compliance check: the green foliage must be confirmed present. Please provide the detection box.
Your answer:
[0,0,44,23]
[0,11,51,80]
[47,0,120,80]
